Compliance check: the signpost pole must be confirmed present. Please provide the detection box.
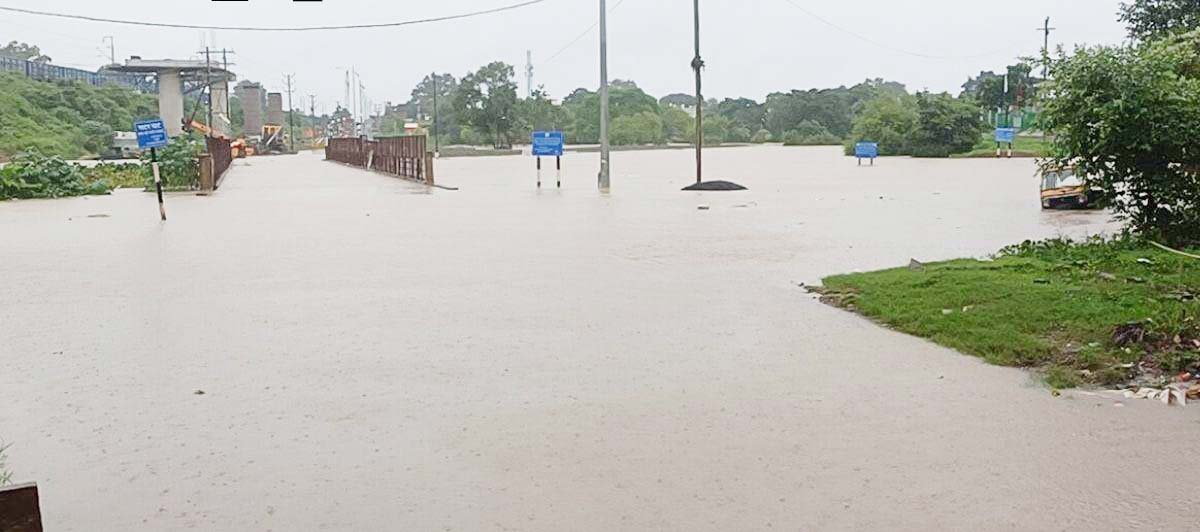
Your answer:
[151,147,166,221]
[537,156,542,188]
[556,156,561,188]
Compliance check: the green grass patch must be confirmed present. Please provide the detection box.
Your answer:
[818,238,1199,387]
[951,134,1052,158]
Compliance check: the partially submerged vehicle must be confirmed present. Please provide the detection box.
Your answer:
[1040,166,1102,210]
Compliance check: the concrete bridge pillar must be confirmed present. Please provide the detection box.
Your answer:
[158,70,184,137]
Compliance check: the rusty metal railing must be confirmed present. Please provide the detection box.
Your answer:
[326,136,433,186]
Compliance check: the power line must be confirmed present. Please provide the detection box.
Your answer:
[544,0,628,64]
[0,0,548,32]
[778,0,1013,60]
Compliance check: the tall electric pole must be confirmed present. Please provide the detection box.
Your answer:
[102,36,115,65]
[598,0,611,191]
[1037,17,1057,79]
[691,0,704,185]
[432,72,440,156]
[526,50,534,98]
[204,47,213,130]
[285,74,296,152]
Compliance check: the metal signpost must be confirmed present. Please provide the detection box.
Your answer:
[855,142,879,166]
[134,118,170,221]
[532,131,565,188]
[995,127,1016,158]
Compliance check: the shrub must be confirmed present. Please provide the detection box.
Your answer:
[1043,29,1200,246]
[726,126,752,143]
[142,134,202,190]
[782,121,842,146]
[847,96,918,155]
[0,149,109,200]
[907,92,985,157]
[751,128,772,143]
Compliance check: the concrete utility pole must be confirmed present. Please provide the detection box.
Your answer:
[598,0,611,191]
[432,72,440,156]
[1037,17,1057,79]
[526,50,534,98]
[285,74,296,152]
[691,0,704,185]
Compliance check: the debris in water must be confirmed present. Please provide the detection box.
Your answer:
[697,205,711,210]
[87,214,110,218]
[194,390,206,396]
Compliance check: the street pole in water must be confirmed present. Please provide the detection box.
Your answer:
[598,0,611,191]
[692,0,704,184]
[151,148,165,221]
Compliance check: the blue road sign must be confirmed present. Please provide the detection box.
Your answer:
[855,142,879,159]
[134,119,169,150]
[531,130,564,157]
[995,127,1016,144]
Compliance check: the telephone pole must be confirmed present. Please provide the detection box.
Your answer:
[203,47,213,130]
[285,74,296,152]
[1037,17,1056,79]
[598,0,611,191]
[432,72,440,156]
[525,50,534,98]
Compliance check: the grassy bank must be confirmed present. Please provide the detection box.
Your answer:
[815,238,1199,388]
[951,135,1052,159]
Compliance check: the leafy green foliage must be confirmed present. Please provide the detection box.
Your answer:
[821,237,1200,387]
[661,106,693,143]
[765,79,906,139]
[1042,30,1200,246]
[142,135,202,190]
[609,111,665,145]
[452,62,520,148]
[846,95,918,155]
[908,92,987,157]
[961,63,1039,111]
[85,162,148,189]
[1,41,50,62]
[782,120,841,146]
[1120,0,1200,41]
[0,149,109,199]
[0,72,157,158]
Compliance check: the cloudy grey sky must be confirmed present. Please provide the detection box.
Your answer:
[3,0,1128,113]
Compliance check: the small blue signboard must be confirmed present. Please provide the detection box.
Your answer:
[531,130,565,157]
[855,142,879,159]
[995,127,1016,144]
[134,119,169,150]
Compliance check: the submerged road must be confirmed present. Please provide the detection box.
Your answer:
[1,146,1194,530]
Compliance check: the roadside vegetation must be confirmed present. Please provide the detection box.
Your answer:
[0,71,157,159]
[818,238,1199,388]
[952,134,1052,159]
[1,135,200,200]
[817,0,1200,390]
[0,440,11,486]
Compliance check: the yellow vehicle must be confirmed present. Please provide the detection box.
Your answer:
[1040,166,1102,210]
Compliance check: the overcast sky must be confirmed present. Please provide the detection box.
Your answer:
[2,0,1129,113]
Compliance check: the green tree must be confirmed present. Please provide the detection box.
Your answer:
[961,63,1038,111]
[0,41,50,62]
[452,62,519,148]
[1042,29,1200,245]
[688,114,730,145]
[1120,0,1200,41]
[908,92,986,157]
[610,111,665,145]
[563,84,660,144]
[848,95,918,155]
[716,97,765,132]
[514,88,571,140]
[661,106,692,142]
[782,120,841,146]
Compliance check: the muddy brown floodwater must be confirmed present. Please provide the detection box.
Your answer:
[1,146,1195,530]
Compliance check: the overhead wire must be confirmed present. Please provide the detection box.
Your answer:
[0,0,548,32]
[778,0,1014,60]
[543,0,628,64]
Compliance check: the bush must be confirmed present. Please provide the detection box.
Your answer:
[751,128,772,143]
[907,92,985,157]
[142,134,202,190]
[0,149,109,199]
[726,126,752,143]
[782,121,842,146]
[610,111,665,145]
[1043,29,1200,246]
[85,162,147,189]
[847,96,917,155]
